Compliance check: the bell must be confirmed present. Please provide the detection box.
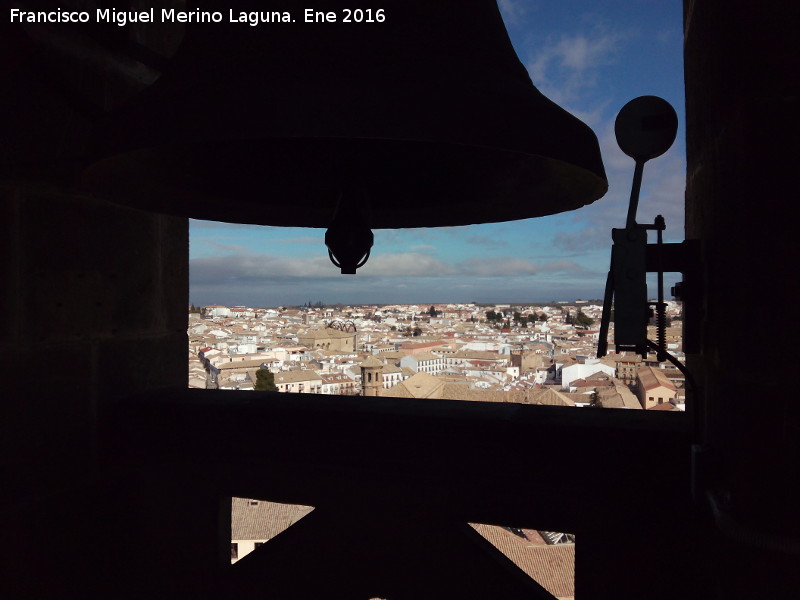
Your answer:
[82,0,607,254]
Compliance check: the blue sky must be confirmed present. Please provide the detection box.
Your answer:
[190,0,685,307]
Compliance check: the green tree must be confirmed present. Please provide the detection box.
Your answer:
[575,310,594,328]
[538,313,548,322]
[413,326,422,337]
[428,306,438,318]
[254,369,278,392]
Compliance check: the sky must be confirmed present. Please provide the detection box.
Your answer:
[190,0,685,308]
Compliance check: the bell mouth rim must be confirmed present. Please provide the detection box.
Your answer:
[82,136,608,229]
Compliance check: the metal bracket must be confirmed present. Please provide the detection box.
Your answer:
[597,96,702,359]
[598,226,702,358]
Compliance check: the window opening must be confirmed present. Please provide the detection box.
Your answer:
[187,3,686,407]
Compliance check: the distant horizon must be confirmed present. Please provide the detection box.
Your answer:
[192,300,604,308]
[190,297,682,310]
[190,298,605,309]
[189,267,679,309]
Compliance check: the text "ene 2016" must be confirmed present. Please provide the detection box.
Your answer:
[306,9,386,23]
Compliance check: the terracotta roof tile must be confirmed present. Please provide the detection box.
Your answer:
[274,370,322,384]
[471,524,575,598]
[649,401,677,410]
[231,498,314,541]
[359,355,385,368]
[637,366,677,391]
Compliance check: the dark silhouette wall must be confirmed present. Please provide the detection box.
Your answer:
[684,1,799,596]
[1,19,188,595]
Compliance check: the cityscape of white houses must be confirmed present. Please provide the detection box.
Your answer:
[189,302,685,410]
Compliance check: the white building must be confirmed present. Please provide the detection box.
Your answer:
[400,352,446,375]
[204,305,231,318]
[560,360,616,391]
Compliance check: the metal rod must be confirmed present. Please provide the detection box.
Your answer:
[654,215,667,361]
[597,270,614,358]
[625,160,645,228]
[656,216,665,303]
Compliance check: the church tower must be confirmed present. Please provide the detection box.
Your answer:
[359,355,385,397]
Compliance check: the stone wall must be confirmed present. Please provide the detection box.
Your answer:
[684,0,799,596]
[1,16,188,596]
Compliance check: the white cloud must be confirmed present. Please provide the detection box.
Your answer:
[637,155,686,235]
[466,235,508,247]
[557,33,618,72]
[553,226,611,253]
[190,247,596,287]
[192,251,457,282]
[563,101,611,130]
[538,258,590,273]
[275,236,322,244]
[203,240,252,254]
[498,0,526,25]
[459,257,539,276]
[526,29,626,109]
[191,253,334,283]
[358,252,456,277]
[457,256,587,277]
[598,118,635,171]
